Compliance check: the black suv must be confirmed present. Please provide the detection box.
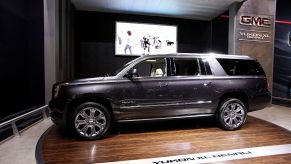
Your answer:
[49,53,271,140]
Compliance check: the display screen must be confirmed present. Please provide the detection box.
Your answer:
[115,22,177,56]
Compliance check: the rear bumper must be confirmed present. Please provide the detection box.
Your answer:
[249,91,271,112]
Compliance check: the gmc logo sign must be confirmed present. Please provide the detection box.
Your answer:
[240,15,271,27]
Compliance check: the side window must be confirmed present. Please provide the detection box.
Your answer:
[217,58,266,76]
[198,58,212,75]
[132,58,167,77]
[172,58,211,76]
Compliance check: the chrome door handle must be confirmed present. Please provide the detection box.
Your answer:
[203,82,212,87]
[159,82,168,87]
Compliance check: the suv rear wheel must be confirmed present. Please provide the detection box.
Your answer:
[70,102,111,140]
[216,98,247,130]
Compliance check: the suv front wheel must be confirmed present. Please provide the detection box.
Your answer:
[70,102,111,140]
[216,98,247,130]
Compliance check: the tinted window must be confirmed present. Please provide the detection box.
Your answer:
[172,58,211,76]
[199,58,212,75]
[217,58,265,76]
[132,58,166,77]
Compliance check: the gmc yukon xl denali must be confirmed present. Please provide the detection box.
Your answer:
[49,53,271,140]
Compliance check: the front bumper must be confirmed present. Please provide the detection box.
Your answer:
[49,99,71,129]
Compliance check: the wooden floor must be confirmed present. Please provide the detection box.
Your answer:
[41,116,291,163]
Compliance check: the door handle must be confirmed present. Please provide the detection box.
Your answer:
[203,82,212,87]
[159,82,168,87]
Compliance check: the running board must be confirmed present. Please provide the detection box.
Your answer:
[118,114,215,123]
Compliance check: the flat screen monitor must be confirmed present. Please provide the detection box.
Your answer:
[115,22,177,56]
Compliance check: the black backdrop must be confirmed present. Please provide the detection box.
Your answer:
[0,0,44,121]
[273,0,291,99]
[74,11,216,78]
[0,4,229,121]
[0,0,289,124]
[211,14,229,54]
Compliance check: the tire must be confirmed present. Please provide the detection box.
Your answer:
[70,102,111,140]
[216,98,247,130]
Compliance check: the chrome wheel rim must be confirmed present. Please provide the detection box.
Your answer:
[74,107,106,137]
[223,103,245,128]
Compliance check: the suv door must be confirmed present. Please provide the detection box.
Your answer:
[118,57,173,120]
[164,57,216,116]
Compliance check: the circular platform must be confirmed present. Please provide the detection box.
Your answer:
[37,116,291,163]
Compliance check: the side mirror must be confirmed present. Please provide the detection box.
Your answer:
[125,69,139,79]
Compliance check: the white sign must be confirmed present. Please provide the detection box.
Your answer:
[238,29,272,43]
[115,22,177,56]
[97,144,291,164]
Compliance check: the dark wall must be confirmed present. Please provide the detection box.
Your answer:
[211,15,229,54]
[273,0,291,98]
[75,11,212,78]
[0,0,44,121]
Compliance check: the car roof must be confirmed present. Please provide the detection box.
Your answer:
[140,53,254,60]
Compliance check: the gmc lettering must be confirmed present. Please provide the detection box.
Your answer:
[240,15,271,27]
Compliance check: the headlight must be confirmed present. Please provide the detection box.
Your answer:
[52,82,69,99]
[53,85,60,98]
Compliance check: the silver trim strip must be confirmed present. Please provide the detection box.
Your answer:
[70,75,267,85]
[120,101,212,109]
[118,114,215,123]
[0,105,48,137]
[272,96,291,102]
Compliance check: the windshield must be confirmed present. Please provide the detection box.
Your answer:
[114,58,139,76]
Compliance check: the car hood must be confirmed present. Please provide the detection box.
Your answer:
[70,76,118,83]
[59,76,120,86]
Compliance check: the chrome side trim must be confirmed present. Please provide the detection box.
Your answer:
[120,101,212,109]
[70,75,267,85]
[118,114,215,123]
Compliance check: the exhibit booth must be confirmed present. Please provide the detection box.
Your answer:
[0,0,291,163]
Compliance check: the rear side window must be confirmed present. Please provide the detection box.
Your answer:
[217,58,265,76]
[172,58,212,76]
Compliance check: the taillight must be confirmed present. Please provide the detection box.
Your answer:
[53,85,60,98]
[267,80,271,91]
